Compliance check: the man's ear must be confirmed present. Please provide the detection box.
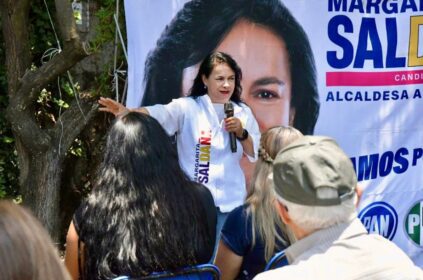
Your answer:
[276,200,291,225]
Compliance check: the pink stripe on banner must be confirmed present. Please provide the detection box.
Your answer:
[326,70,423,86]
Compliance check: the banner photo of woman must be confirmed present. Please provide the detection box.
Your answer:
[124,0,423,266]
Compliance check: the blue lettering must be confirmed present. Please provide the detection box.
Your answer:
[199,168,209,176]
[327,91,335,101]
[327,15,354,69]
[412,148,423,166]
[365,91,371,101]
[349,0,365,12]
[328,0,422,14]
[379,151,394,177]
[354,18,383,68]
[393,148,409,174]
[414,89,422,99]
[357,154,379,181]
[328,0,347,11]
[402,0,418,12]
[383,91,389,100]
[401,90,409,99]
[367,0,382,13]
[198,176,208,184]
[364,215,391,236]
[383,0,398,14]
[386,18,406,67]
[391,90,399,100]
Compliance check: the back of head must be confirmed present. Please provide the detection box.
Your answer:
[273,136,358,233]
[79,112,212,278]
[0,201,70,280]
[249,126,304,198]
[247,126,303,259]
[143,0,319,134]
[100,111,181,183]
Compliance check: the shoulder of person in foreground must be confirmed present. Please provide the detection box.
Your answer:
[253,264,310,280]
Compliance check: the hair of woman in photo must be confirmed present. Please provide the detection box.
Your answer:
[142,0,320,134]
[246,126,303,260]
[190,51,242,104]
[0,200,71,280]
[70,112,215,279]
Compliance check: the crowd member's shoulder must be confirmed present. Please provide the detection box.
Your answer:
[221,204,250,240]
[227,204,249,219]
[254,265,305,280]
[72,199,88,230]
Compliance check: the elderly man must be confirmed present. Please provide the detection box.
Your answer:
[255,136,423,280]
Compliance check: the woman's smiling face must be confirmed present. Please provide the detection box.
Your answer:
[202,62,236,104]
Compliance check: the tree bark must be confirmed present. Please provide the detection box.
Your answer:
[1,0,97,241]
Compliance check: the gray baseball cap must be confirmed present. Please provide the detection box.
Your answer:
[273,136,357,206]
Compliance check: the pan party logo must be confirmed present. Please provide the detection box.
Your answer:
[358,202,398,240]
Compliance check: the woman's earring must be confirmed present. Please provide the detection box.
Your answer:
[204,85,207,89]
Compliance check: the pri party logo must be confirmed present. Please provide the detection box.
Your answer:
[404,200,423,247]
[358,202,398,240]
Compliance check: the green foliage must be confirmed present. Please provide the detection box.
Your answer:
[29,0,57,67]
[1,0,125,200]
[92,0,124,50]
[91,0,127,100]
[0,93,19,199]
[0,14,19,199]
[69,139,84,157]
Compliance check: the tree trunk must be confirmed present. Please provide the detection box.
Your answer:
[22,149,63,241]
[1,0,97,242]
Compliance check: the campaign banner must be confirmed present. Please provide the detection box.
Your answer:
[124,0,423,265]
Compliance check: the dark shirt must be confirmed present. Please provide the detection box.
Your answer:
[221,204,287,280]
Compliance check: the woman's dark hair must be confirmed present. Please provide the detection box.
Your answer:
[142,0,320,134]
[190,51,242,103]
[78,112,212,279]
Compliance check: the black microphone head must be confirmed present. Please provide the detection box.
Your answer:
[224,102,234,117]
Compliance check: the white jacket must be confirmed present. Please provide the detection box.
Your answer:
[147,95,260,212]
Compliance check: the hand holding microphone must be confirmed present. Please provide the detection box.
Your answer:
[224,103,236,153]
[225,102,246,153]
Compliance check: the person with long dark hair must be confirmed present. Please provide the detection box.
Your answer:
[64,112,217,279]
[99,52,260,245]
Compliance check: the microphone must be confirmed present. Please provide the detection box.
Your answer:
[224,102,237,153]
